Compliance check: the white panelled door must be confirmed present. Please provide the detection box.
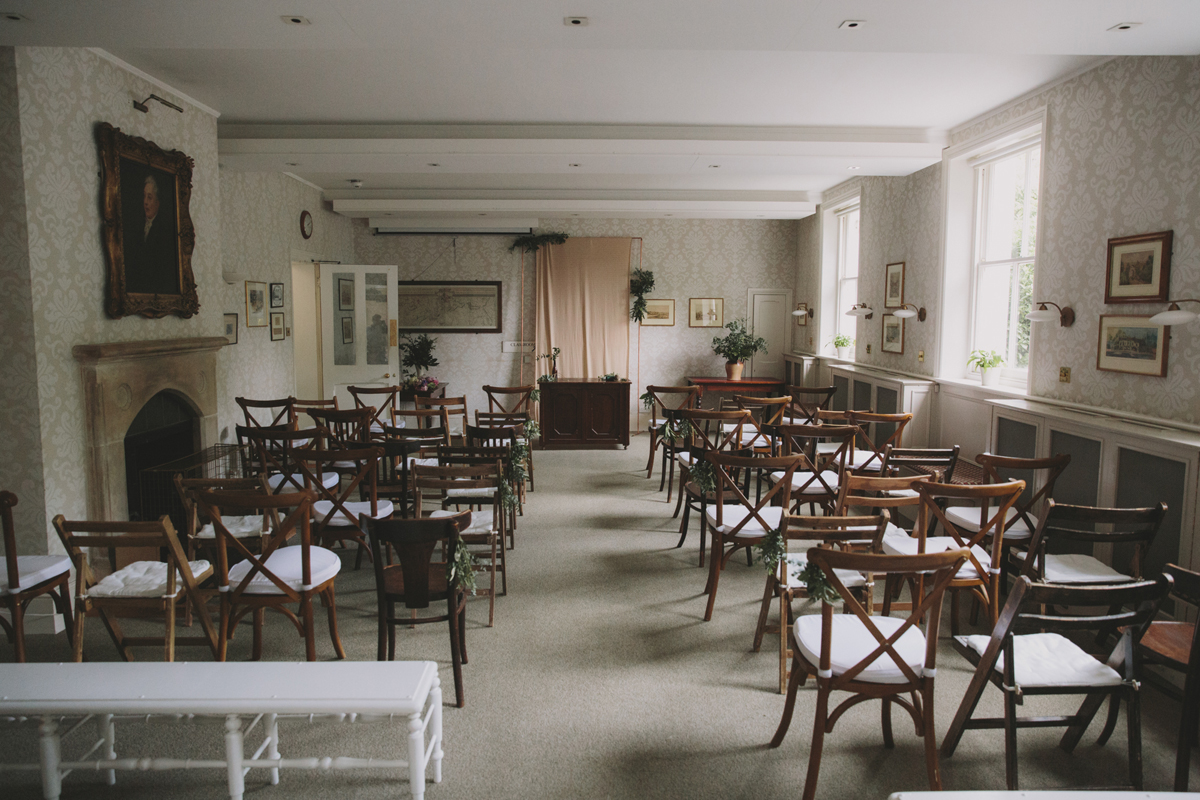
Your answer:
[747,288,790,379]
[320,264,398,407]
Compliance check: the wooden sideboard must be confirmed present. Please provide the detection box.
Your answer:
[539,379,630,448]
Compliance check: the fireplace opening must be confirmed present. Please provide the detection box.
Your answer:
[124,390,200,525]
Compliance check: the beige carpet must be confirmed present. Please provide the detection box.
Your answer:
[2,445,1193,798]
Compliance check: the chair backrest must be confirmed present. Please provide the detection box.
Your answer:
[915,480,1026,580]
[708,451,800,538]
[294,445,383,538]
[482,385,534,414]
[777,423,858,499]
[643,385,701,427]
[1,491,23,591]
[390,407,452,447]
[1020,500,1167,581]
[475,410,530,433]
[784,385,837,425]
[809,547,968,687]
[734,395,792,428]
[363,512,471,609]
[835,473,932,532]
[782,512,892,555]
[465,423,518,450]
[680,408,753,452]
[881,445,961,484]
[437,444,511,466]
[237,425,323,490]
[845,410,913,472]
[347,385,400,432]
[172,474,270,547]
[415,395,469,436]
[412,462,503,519]
[291,396,338,428]
[307,407,373,448]
[236,396,296,428]
[975,452,1071,535]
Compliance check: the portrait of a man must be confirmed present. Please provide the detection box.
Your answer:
[120,160,181,296]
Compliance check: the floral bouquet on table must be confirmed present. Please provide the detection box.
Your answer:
[401,374,440,393]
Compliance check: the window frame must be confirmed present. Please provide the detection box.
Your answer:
[834,201,861,347]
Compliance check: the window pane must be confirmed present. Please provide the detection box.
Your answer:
[841,209,860,279]
[975,264,1013,355]
[838,278,857,340]
[983,150,1038,262]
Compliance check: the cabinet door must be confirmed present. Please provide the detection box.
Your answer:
[545,385,584,444]
[585,388,621,442]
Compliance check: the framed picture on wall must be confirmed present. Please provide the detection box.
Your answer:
[223,313,238,344]
[885,262,905,308]
[270,282,284,308]
[270,312,285,341]
[881,314,904,354]
[1096,315,1168,376]
[338,278,355,310]
[1105,230,1173,303]
[245,281,267,327]
[641,299,675,326]
[341,316,354,344]
[794,302,808,327]
[689,297,724,328]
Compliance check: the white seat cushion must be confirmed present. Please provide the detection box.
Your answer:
[964,632,1122,687]
[444,487,498,500]
[846,450,883,470]
[267,471,340,491]
[816,441,843,454]
[795,614,927,684]
[90,560,211,598]
[0,555,70,596]
[675,451,696,467]
[197,515,265,540]
[1011,551,1133,584]
[944,505,1035,540]
[430,509,498,535]
[312,499,394,527]
[782,553,866,589]
[227,546,340,594]
[771,469,839,494]
[703,505,784,538]
[406,457,439,468]
[881,533,991,579]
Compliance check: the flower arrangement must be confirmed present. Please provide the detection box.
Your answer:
[401,375,440,392]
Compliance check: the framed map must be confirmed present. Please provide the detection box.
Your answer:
[396,281,502,333]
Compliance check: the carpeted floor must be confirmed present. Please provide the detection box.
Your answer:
[2,445,1194,798]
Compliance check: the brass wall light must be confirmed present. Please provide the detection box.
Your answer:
[1026,301,1075,327]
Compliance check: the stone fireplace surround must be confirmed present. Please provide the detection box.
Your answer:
[73,337,227,522]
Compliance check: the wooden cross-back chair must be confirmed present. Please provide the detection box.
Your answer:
[908,479,1025,635]
[295,444,389,570]
[728,394,792,451]
[769,548,969,800]
[173,474,272,560]
[194,488,345,662]
[348,384,400,439]
[413,462,506,627]
[51,514,217,663]
[390,407,452,449]
[236,396,296,429]
[475,411,534,492]
[1016,499,1166,585]
[642,385,701,481]
[752,513,892,693]
[844,410,912,474]
[237,425,334,495]
[0,491,73,662]
[481,384,534,415]
[773,422,858,515]
[375,439,433,520]
[880,445,961,485]
[466,423,526,515]
[674,408,754,562]
[307,406,373,451]
[414,395,469,444]
[362,512,471,707]
[290,396,338,428]
[942,574,1172,790]
[782,385,837,425]
[436,445,518,546]
[701,451,800,621]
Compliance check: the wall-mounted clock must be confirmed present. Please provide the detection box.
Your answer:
[300,210,313,239]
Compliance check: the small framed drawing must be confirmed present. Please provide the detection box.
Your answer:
[881,314,904,354]
[1097,315,1168,376]
[270,312,285,341]
[223,313,238,345]
[641,298,675,326]
[270,282,284,308]
[1105,230,1172,304]
[338,278,355,310]
[689,297,724,328]
[885,262,905,308]
[245,281,267,327]
[341,316,354,344]
[794,302,808,327]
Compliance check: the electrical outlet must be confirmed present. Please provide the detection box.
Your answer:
[808,337,813,347]
[918,350,925,363]
[522,355,532,364]
[1059,367,1071,383]
[866,344,872,354]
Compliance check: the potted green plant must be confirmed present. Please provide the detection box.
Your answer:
[399,333,439,377]
[832,334,854,360]
[968,349,1004,387]
[711,318,767,381]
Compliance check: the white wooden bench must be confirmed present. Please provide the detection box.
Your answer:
[0,661,442,799]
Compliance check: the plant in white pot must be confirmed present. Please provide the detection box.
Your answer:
[968,349,1005,387]
[711,318,767,381]
[832,334,854,359]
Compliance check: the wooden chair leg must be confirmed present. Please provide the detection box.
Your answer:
[300,595,316,662]
[252,608,265,661]
[882,697,895,748]
[770,648,805,747]
[99,610,131,662]
[1127,686,1144,790]
[1004,685,1020,790]
[72,600,86,662]
[323,585,346,659]
[55,586,75,654]
[645,433,658,479]
[922,682,942,790]
[447,595,465,708]
[164,598,176,662]
[1097,694,1121,745]
[1177,670,1200,791]
[801,686,829,800]
[9,597,26,663]
[752,577,774,652]
[377,602,388,661]
[703,536,723,621]
[1061,690,1108,753]
[672,468,688,518]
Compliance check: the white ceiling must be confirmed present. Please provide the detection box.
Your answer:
[4,1,1199,221]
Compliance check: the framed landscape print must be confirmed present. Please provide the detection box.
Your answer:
[245,281,267,327]
[270,312,285,341]
[794,302,808,327]
[223,313,238,344]
[1097,315,1168,376]
[395,281,502,333]
[641,298,675,326]
[270,282,284,308]
[884,262,905,308]
[1105,230,1172,304]
[341,316,354,344]
[689,297,724,328]
[881,315,904,354]
[338,277,355,310]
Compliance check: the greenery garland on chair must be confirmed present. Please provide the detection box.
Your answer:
[629,268,656,322]
[448,541,478,595]
[757,528,840,604]
[509,232,569,254]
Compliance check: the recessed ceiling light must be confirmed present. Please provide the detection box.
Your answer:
[2,12,30,22]
[708,164,720,169]
[564,16,588,26]
[847,166,861,170]
[839,20,865,29]
[281,15,311,25]
[571,214,579,217]
[427,163,441,167]
[348,179,363,188]
[478,213,486,216]
[568,163,581,167]
[285,161,300,167]
[665,214,673,217]
[1108,22,1141,31]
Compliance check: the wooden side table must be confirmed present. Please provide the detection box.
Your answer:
[539,379,630,448]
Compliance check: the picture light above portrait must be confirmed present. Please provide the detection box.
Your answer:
[133,94,184,114]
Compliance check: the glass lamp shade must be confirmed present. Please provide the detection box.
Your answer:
[1026,307,1061,322]
[892,307,917,319]
[791,308,808,317]
[1149,307,1198,326]
[847,305,873,317]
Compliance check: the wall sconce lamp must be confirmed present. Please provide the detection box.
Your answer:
[846,303,874,320]
[134,94,184,114]
[891,303,926,321]
[1149,299,1200,326]
[791,306,808,317]
[1026,301,1075,327]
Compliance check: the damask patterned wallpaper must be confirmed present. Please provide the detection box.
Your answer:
[793,214,820,354]
[951,56,1200,422]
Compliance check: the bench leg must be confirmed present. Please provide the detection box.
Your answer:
[430,673,443,783]
[224,715,245,800]
[101,713,116,785]
[266,713,280,785]
[38,716,62,800]
[407,710,426,800]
